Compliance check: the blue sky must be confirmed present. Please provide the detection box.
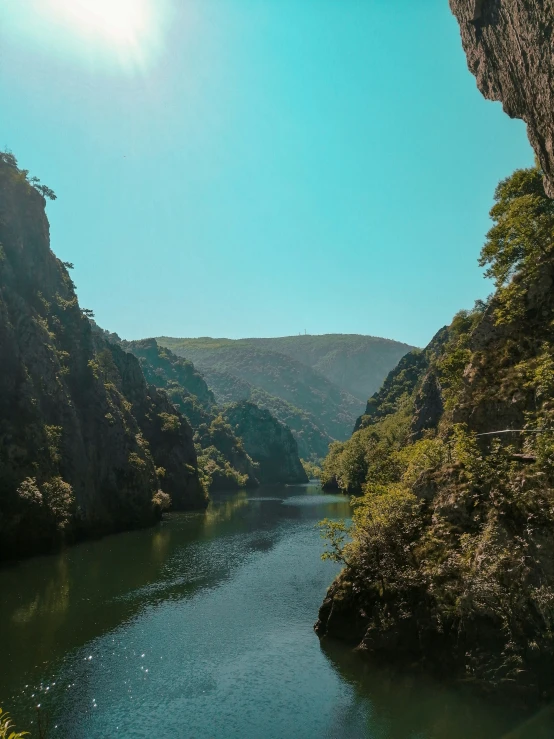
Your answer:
[0,0,533,348]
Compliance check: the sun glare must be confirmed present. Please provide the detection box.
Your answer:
[50,0,148,46]
[0,0,173,73]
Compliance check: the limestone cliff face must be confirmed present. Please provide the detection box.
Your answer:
[223,402,308,485]
[124,338,216,411]
[123,338,261,491]
[450,0,554,196]
[0,158,205,559]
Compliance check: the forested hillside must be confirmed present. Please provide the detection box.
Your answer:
[121,339,307,489]
[157,335,411,458]
[316,164,554,700]
[197,367,332,459]
[0,153,206,560]
[239,335,414,402]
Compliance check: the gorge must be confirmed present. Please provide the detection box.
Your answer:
[2,0,554,736]
[316,0,554,708]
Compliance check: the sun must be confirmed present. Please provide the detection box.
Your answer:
[49,0,149,46]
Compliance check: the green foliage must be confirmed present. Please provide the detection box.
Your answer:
[479,165,554,323]
[318,518,351,565]
[17,476,75,532]
[321,407,411,493]
[359,350,428,427]
[348,486,423,591]
[88,359,100,380]
[128,452,147,469]
[53,293,77,312]
[44,425,62,464]
[36,183,57,201]
[195,444,250,491]
[301,458,322,479]
[157,336,376,445]
[0,708,28,739]
[41,477,75,530]
[158,412,180,433]
[0,150,18,168]
[317,165,554,692]
[394,437,446,486]
[433,310,481,410]
[152,490,171,511]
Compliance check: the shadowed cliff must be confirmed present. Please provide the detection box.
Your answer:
[0,154,206,560]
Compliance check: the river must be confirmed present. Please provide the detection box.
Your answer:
[1,484,552,738]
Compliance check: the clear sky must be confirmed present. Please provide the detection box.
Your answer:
[0,0,533,348]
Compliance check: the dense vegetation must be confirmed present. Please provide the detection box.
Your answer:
[157,335,411,459]
[157,338,362,445]
[197,366,332,459]
[165,335,413,402]
[117,338,306,489]
[250,335,414,401]
[317,165,554,700]
[0,154,205,561]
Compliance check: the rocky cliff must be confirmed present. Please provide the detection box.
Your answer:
[316,0,554,693]
[123,339,260,491]
[450,0,554,196]
[223,402,308,485]
[0,155,205,560]
[316,161,554,699]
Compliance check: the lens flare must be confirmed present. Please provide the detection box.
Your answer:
[50,0,149,46]
[0,0,169,73]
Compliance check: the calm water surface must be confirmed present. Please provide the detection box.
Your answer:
[1,484,553,738]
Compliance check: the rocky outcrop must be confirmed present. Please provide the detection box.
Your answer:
[450,0,554,196]
[0,156,205,560]
[355,350,429,432]
[123,338,216,411]
[122,339,260,490]
[410,370,444,439]
[223,401,308,484]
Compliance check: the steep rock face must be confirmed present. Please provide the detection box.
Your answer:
[0,158,204,559]
[124,338,215,410]
[123,339,260,491]
[199,366,333,460]
[410,370,444,440]
[354,351,429,432]
[450,0,554,196]
[101,340,205,510]
[223,401,308,484]
[354,328,449,433]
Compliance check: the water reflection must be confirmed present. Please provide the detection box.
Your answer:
[3,484,549,739]
[0,485,337,711]
[320,636,554,739]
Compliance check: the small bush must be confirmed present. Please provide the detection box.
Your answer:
[0,707,28,738]
[152,490,171,511]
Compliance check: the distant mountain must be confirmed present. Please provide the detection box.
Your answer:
[122,339,307,489]
[199,367,332,460]
[157,335,413,457]
[237,335,415,402]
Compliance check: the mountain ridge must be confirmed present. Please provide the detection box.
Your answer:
[157,334,413,459]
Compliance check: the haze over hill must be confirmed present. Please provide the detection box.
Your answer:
[157,334,413,458]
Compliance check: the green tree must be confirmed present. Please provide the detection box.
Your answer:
[479,165,554,322]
